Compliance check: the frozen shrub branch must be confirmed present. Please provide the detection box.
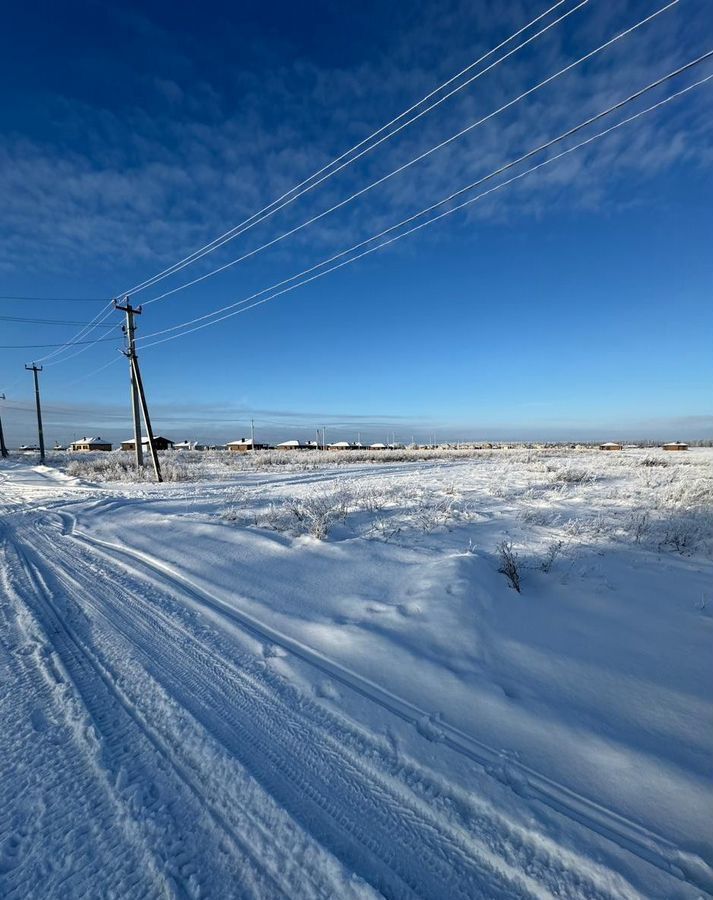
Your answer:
[498,541,521,593]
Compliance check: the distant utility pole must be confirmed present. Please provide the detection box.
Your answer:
[251,418,255,451]
[114,297,162,482]
[315,427,320,449]
[24,364,45,462]
[0,393,8,458]
[322,425,326,451]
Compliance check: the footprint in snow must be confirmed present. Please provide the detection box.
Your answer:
[398,602,422,617]
[314,680,340,701]
[416,713,445,743]
[29,708,49,733]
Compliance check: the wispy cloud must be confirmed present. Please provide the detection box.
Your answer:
[2,394,711,447]
[1,0,710,285]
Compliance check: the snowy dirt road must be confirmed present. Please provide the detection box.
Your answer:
[1,455,711,899]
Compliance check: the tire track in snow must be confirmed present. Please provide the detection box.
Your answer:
[53,508,713,896]
[20,519,558,900]
[3,529,308,900]
[0,537,169,900]
[27,512,648,900]
[7,527,384,898]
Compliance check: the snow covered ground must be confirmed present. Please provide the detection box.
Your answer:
[1,447,711,899]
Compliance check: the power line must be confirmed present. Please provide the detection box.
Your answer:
[0,401,130,418]
[0,295,110,302]
[51,355,124,387]
[134,63,713,352]
[0,315,117,326]
[142,0,678,309]
[35,303,118,366]
[31,1,584,366]
[121,0,585,298]
[0,336,121,349]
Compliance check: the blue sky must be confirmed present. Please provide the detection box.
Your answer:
[0,0,711,445]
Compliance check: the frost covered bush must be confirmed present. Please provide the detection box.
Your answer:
[540,540,565,573]
[64,452,192,482]
[354,484,400,513]
[220,488,355,539]
[660,476,713,509]
[287,489,354,539]
[653,510,713,555]
[159,459,192,482]
[219,487,256,522]
[563,514,609,539]
[546,465,596,485]
[497,541,521,593]
[625,511,650,544]
[519,508,562,527]
[218,479,482,541]
[640,456,668,468]
[413,493,458,533]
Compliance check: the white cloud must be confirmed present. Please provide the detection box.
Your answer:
[0,0,710,285]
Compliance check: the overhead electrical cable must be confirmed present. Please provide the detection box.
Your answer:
[0,337,122,349]
[0,315,117,327]
[35,304,119,366]
[0,295,110,302]
[121,0,586,297]
[0,300,117,368]
[56,356,124,387]
[134,62,713,351]
[33,0,584,369]
[0,401,130,418]
[142,0,679,308]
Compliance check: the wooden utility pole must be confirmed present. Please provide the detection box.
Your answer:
[114,297,162,482]
[115,297,143,468]
[24,364,45,462]
[129,353,162,483]
[250,418,255,451]
[0,393,8,458]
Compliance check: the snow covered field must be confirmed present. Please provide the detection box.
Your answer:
[1,447,711,899]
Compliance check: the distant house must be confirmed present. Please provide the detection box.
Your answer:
[328,441,354,451]
[173,440,205,451]
[226,438,269,452]
[70,436,112,452]
[18,445,39,452]
[370,442,387,450]
[275,440,315,451]
[599,441,623,451]
[121,436,174,452]
[662,441,688,451]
